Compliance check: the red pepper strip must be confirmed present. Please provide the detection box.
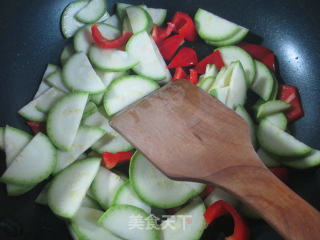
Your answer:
[151,22,175,44]
[200,185,215,199]
[102,152,134,170]
[188,69,198,84]
[26,121,46,135]
[172,67,187,81]
[158,34,184,60]
[194,50,225,74]
[261,53,276,72]
[168,47,198,68]
[172,12,197,42]
[278,84,304,122]
[204,200,250,240]
[238,43,273,60]
[270,167,289,183]
[91,24,133,49]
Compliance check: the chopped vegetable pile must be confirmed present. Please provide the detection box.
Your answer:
[0,1,319,240]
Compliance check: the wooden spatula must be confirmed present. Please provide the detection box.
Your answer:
[110,80,320,240]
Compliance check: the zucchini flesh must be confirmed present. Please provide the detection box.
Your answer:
[76,0,107,24]
[45,70,70,93]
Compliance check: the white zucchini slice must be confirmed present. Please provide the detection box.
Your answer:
[34,82,50,100]
[91,167,125,209]
[60,43,75,65]
[62,53,106,94]
[256,100,291,119]
[0,127,4,150]
[198,76,216,92]
[18,94,47,122]
[210,87,230,105]
[205,27,249,47]
[195,8,240,41]
[71,207,122,240]
[217,46,256,85]
[112,180,151,214]
[6,183,34,196]
[82,109,116,136]
[1,133,56,185]
[34,64,59,99]
[74,24,121,54]
[225,61,248,109]
[126,6,153,33]
[47,92,88,151]
[102,14,121,29]
[83,101,98,119]
[130,152,205,209]
[201,64,218,80]
[54,126,106,174]
[48,158,100,218]
[116,3,131,20]
[68,225,80,240]
[96,70,127,88]
[160,197,206,240]
[211,63,235,89]
[81,195,101,209]
[257,148,281,168]
[45,70,70,93]
[89,46,138,72]
[281,150,320,169]
[104,75,159,116]
[97,11,110,22]
[98,204,160,240]
[127,31,170,82]
[270,75,279,100]
[89,93,105,106]
[61,0,88,38]
[235,105,257,149]
[250,60,274,101]
[76,0,107,24]
[4,125,32,166]
[147,8,167,26]
[263,112,287,130]
[122,16,132,32]
[35,87,65,113]
[257,120,312,157]
[91,133,133,153]
[204,187,239,207]
[35,182,50,205]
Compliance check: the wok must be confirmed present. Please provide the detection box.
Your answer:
[0,0,319,239]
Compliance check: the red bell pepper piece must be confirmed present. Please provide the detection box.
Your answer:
[238,43,273,60]
[102,152,134,169]
[200,185,215,199]
[26,121,46,135]
[168,47,198,68]
[204,200,250,240]
[158,34,184,60]
[188,69,198,84]
[151,22,175,44]
[278,84,304,122]
[172,67,187,81]
[270,167,289,183]
[261,53,276,72]
[172,12,197,41]
[194,50,225,74]
[91,24,133,49]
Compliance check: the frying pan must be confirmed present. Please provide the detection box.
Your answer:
[0,0,319,239]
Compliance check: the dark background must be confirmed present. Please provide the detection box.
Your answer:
[0,0,320,239]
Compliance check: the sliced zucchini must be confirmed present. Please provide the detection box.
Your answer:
[96,70,127,87]
[1,133,56,186]
[116,3,131,20]
[71,207,122,240]
[130,152,205,209]
[81,195,101,209]
[61,0,88,38]
[256,100,291,119]
[205,27,249,47]
[89,46,138,72]
[198,76,216,92]
[257,120,312,157]
[126,6,153,33]
[91,133,134,154]
[47,92,88,151]
[112,180,151,214]
[45,69,70,93]
[104,75,159,116]
[263,112,287,130]
[235,105,257,149]
[204,187,239,207]
[211,62,235,89]
[126,31,171,82]
[195,8,240,41]
[102,14,121,29]
[160,197,206,240]
[122,16,132,32]
[217,46,256,85]
[48,158,100,218]
[62,53,106,94]
[147,8,167,26]
[89,92,105,106]
[34,64,59,99]
[270,75,279,100]
[6,183,34,196]
[18,94,47,122]
[35,87,65,113]
[91,167,125,209]
[82,109,116,136]
[250,60,274,101]
[76,0,107,24]
[98,204,160,240]
[281,150,320,169]
[200,64,218,81]
[83,101,98,119]
[35,182,50,205]
[68,225,80,240]
[60,43,75,65]
[210,87,229,105]
[257,148,281,168]
[54,126,106,174]
[97,11,110,22]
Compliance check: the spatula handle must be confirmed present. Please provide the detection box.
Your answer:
[205,164,320,240]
